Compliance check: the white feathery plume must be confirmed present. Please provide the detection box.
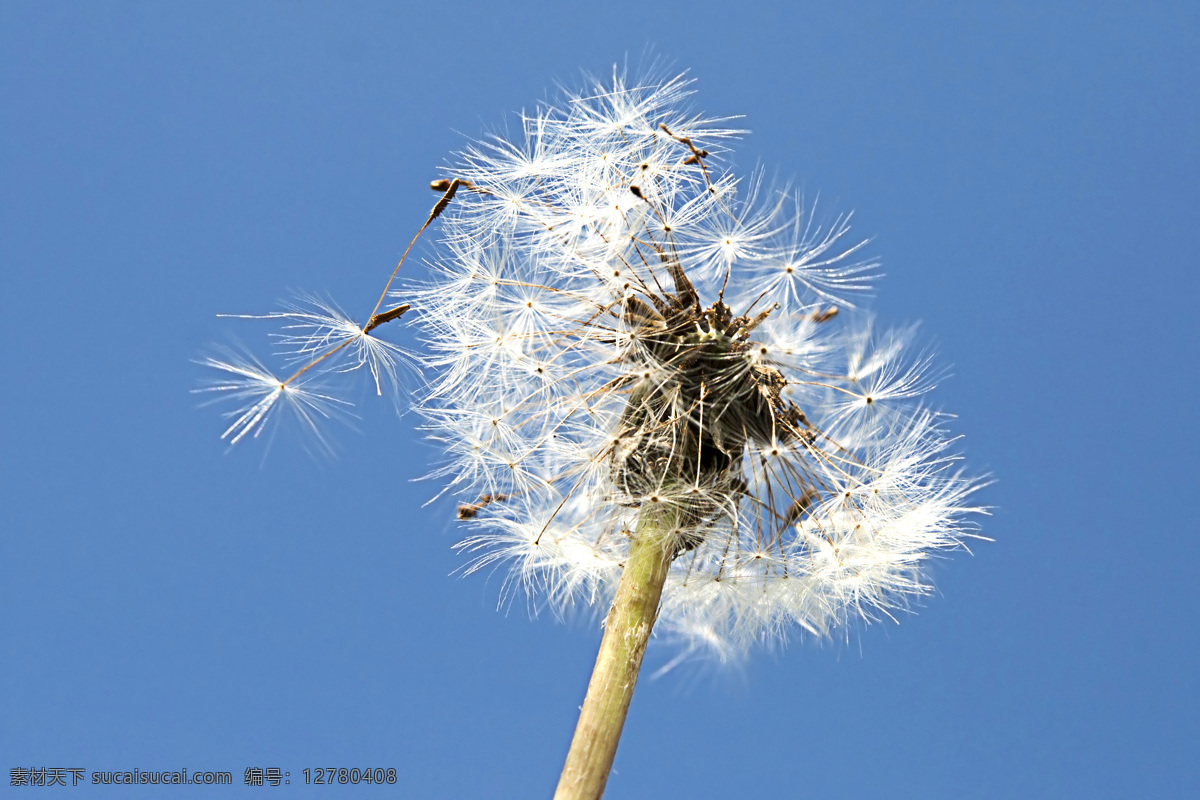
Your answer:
[193,347,352,453]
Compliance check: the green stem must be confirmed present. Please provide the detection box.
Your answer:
[553,503,678,800]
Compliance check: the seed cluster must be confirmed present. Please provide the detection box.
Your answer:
[406,69,981,656]
[607,243,827,555]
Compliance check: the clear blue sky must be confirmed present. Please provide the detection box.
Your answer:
[3,2,1197,797]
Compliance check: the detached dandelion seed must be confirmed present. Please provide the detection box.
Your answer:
[193,179,462,449]
[197,64,986,800]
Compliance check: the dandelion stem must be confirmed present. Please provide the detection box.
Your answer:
[553,504,677,800]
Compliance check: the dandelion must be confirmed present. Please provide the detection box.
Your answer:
[406,67,984,799]
[198,64,985,800]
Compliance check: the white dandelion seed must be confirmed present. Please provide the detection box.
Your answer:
[235,294,416,402]
[197,252,424,449]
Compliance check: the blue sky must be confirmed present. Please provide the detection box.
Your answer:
[3,2,1197,797]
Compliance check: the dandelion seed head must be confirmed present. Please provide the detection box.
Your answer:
[410,67,985,657]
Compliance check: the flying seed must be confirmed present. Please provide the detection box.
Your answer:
[364,303,411,334]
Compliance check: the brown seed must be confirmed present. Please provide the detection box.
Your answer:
[456,491,511,520]
[426,178,461,224]
[364,303,411,334]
